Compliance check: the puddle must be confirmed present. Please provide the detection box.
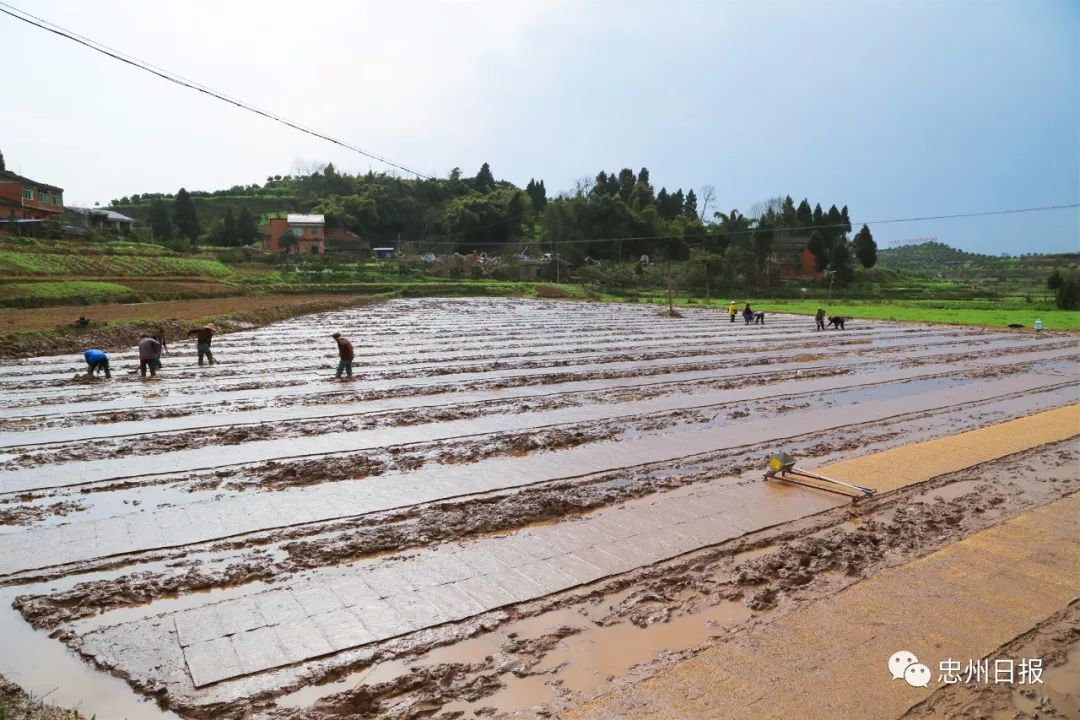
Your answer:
[0,587,178,719]
[441,672,554,716]
[277,596,750,715]
[535,600,751,694]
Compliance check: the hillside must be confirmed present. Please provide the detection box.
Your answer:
[879,241,1078,279]
[877,241,993,273]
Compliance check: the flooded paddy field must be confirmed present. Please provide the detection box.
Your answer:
[0,297,1077,719]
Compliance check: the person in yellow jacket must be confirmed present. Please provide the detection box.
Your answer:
[728,301,738,323]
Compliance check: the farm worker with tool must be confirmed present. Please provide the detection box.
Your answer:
[815,308,826,331]
[83,349,111,379]
[332,333,354,379]
[137,335,162,377]
[728,301,738,323]
[187,323,216,366]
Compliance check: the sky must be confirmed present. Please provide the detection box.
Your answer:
[1,0,1077,254]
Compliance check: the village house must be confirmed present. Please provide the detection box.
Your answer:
[768,234,821,280]
[324,226,368,253]
[259,213,326,254]
[63,207,136,237]
[0,168,64,235]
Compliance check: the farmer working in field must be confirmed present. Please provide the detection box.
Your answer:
[332,332,354,379]
[728,300,738,323]
[152,327,168,355]
[742,303,754,325]
[137,335,162,377]
[83,348,111,379]
[815,307,826,331]
[187,323,216,366]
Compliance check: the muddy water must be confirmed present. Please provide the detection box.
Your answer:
[0,582,180,719]
[0,298,1076,719]
[276,593,751,714]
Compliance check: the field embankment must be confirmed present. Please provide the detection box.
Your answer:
[0,294,382,359]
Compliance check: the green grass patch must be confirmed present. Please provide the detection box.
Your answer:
[0,281,139,308]
[617,295,1080,330]
[0,251,231,277]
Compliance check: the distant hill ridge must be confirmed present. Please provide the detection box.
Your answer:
[879,241,1077,279]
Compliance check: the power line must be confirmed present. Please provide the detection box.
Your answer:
[0,2,434,180]
[413,202,1080,246]
[5,2,1073,248]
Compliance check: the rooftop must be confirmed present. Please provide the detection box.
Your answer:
[286,213,324,224]
[68,207,135,222]
[0,169,63,193]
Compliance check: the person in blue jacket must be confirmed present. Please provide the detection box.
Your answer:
[83,348,111,379]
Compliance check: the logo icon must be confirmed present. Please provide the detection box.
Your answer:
[888,650,919,680]
[888,650,931,687]
[904,663,931,687]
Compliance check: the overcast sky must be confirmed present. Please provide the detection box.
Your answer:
[2,0,1077,253]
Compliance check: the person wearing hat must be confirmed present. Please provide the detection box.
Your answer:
[187,322,216,366]
[727,300,738,323]
[332,332,354,379]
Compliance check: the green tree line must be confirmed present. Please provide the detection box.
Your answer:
[114,162,878,285]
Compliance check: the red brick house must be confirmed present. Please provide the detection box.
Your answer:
[259,213,326,254]
[769,234,821,280]
[0,169,64,233]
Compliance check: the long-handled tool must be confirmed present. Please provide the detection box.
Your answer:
[764,451,876,498]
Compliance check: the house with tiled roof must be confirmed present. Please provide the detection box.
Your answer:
[259,213,326,254]
[0,167,64,233]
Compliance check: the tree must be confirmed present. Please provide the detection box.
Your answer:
[628,180,655,210]
[781,196,797,227]
[829,240,856,285]
[525,179,547,212]
[148,199,173,243]
[656,188,672,219]
[474,162,495,191]
[714,209,751,254]
[670,189,685,219]
[698,185,716,222]
[279,230,299,254]
[796,199,814,229]
[637,167,650,187]
[807,229,830,272]
[617,168,636,201]
[1047,268,1064,290]
[1055,272,1080,310]
[236,208,258,245]
[216,208,237,246]
[813,203,823,226]
[0,149,5,172]
[825,204,842,234]
[852,224,877,268]
[682,249,730,300]
[683,189,698,218]
[173,188,200,241]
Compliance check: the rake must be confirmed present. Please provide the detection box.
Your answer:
[764,451,876,498]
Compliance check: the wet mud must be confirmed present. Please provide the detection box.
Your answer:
[905,601,1080,720]
[170,440,1078,720]
[0,298,1076,720]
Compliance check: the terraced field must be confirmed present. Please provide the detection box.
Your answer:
[0,298,1076,719]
